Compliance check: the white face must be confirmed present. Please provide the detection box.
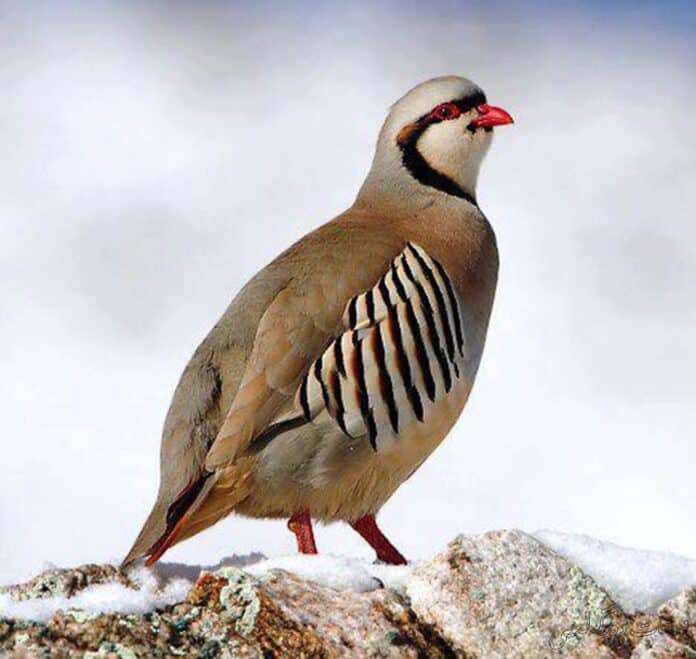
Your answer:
[416,106,494,197]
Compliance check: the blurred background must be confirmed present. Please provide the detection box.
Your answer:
[1,0,695,584]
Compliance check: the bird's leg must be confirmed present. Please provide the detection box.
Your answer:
[349,515,407,565]
[287,510,318,554]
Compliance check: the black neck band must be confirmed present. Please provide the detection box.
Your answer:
[399,137,478,207]
[397,92,485,207]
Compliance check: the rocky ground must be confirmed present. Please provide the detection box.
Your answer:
[1,530,694,658]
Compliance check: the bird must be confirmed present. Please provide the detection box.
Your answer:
[122,75,513,569]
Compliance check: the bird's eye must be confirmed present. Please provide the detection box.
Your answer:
[431,103,461,121]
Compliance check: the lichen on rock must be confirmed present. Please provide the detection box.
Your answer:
[84,642,139,659]
[215,567,263,638]
[0,530,694,657]
[658,586,696,651]
[0,564,134,602]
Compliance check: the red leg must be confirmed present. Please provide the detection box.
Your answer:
[287,510,318,554]
[350,515,407,565]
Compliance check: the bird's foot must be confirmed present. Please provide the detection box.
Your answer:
[350,515,407,565]
[287,510,318,554]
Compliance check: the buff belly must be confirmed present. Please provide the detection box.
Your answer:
[234,373,473,522]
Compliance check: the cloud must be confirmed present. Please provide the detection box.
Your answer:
[1,1,694,583]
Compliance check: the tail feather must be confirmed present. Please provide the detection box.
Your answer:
[121,472,215,569]
[121,458,257,569]
[144,506,194,567]
[121,502,168,569]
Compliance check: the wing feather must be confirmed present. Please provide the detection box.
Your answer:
[205,241,465,464]
[293,242,465,452]
[201,243,462,470]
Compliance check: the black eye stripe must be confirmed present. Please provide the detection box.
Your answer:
[418,91,487,125]
[453,91,487,114]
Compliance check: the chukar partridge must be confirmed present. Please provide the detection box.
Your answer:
[123,76,513,567]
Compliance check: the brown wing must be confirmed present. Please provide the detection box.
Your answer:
[202,286,333,469]
[121,265,289,567]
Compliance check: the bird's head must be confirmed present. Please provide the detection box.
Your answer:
[359,76,513,207]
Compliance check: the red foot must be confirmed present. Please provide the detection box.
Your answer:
[350,515,407,565]
[288,510,318,554]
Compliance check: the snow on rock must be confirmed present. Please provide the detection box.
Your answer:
[0,557,439,657]
[1,530,694,657]
[0,553,411,624]
[245,553,412,594]
[535,530,696,613]
[407,529,632,657]
[0,565,191,623]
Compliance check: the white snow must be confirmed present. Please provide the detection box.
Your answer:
[146,551,413,595]
[534,530,696,613]
[245,554,412,594]
[1,532,693,622]
[0,566,191,623]
[0,553,410,622]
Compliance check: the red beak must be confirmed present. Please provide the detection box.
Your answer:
[469,103,514,128]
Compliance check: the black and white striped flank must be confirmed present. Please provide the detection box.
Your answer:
[297,242,466,451]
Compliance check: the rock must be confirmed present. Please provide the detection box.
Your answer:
[0,564,448,657]
[631,631,696,658]
[0,564,134,602]
[658,587,696,650]
[407,530,638,657]
[1,530,694,658]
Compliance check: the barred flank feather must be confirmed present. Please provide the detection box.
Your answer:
[298,243,465,450]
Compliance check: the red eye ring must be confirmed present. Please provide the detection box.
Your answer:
[430,102,461,121]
